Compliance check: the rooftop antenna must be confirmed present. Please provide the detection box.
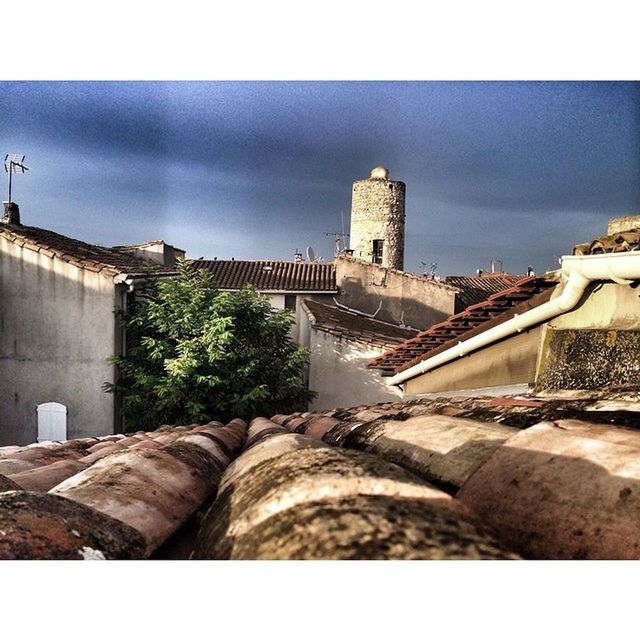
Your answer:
[421,261,438,280]
[306,246,316,262]
[4,154,30,202]
[323,211,351,258]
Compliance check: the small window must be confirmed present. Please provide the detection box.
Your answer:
[372,239,384,264]
[284,295,297,311]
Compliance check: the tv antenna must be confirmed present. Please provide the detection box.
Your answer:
[4,154,30,202]
[324,211,350,258]
[306,246,316,262]
[421,261,438,280]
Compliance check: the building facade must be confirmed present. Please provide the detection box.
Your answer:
[0,203,178,445]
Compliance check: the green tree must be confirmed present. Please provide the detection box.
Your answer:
[105,259,314,429]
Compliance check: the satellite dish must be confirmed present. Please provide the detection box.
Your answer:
[306,246,316,262]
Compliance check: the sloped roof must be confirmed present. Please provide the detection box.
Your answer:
[0,419,248,559]
[3,391,640,559]
[192,259,337,292]
[368,276,558,373]
[0,223,179,279]
[302,299,418,349]
[444,274,525,309]
[573,228,640,255]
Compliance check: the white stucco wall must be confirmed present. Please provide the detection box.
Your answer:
[307,329,401,411]
[0,238,121,445]
[266,293,335,345]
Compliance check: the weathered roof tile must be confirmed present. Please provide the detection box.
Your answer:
[303,299,417,348]
[369,276,557,373]
[0,223,179,279]
[445,274,526,309]
[192,259,337,292]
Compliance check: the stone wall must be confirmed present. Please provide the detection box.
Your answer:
[335,256,456,329]
[535,281,640,392]
[536,328,640,391]
[350,174,405,270]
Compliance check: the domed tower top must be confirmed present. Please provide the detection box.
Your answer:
[370,166,390,180]
[349,166,406,270]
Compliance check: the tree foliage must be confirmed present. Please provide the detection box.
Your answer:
[105,260,314,429]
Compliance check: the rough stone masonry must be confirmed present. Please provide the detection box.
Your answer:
[350,166,406,271]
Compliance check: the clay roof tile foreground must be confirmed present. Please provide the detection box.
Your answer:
[368,276,558,373]
[0,420,248,559]
[191,259,337,292]
[3,390,640,559]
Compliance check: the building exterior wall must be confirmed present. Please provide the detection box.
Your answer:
[404,328,542,396]
[335,256,456,329]
[267,293,285,309]
[350,172,406,270]
[546,281,640,331]
[265,292,335,345]
[535,281,640,391]
[308,330,402,410]
[119,241,185,267]
[0,238,120,445]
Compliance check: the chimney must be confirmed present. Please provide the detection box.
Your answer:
[607,215,640,235]
[2,202,20,225]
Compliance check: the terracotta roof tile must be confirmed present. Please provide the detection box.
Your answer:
[573,228,640,255]
[191,259,337,292]
[444,274,526,309]
[0,222,179,279]
[0,419,249,559]
[3,390,640,559]
[368,276,558,373]
[303,299,418,349]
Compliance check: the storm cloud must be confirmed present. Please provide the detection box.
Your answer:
[1,81,638,275]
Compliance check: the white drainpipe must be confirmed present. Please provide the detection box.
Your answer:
[387,252,640,387]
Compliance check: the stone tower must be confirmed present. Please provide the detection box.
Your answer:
[349,166,406,270]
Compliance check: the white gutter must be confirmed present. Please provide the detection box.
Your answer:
[387,251,640,387]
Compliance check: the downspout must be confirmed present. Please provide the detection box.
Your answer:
[387,252,640,387]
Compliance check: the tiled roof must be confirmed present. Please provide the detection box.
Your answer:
[302,299,418,349]
[0,223,179,279]
[573,228,640,255]
[368,276,558,373]
[444,274,525,309]
[3,390,640,559]
[249,391,640,560]
[191,259,337,292]
[0,420,247,559]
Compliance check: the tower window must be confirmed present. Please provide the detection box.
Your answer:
[372,239,384,264]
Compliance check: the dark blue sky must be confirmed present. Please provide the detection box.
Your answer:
[2,81,639,275]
